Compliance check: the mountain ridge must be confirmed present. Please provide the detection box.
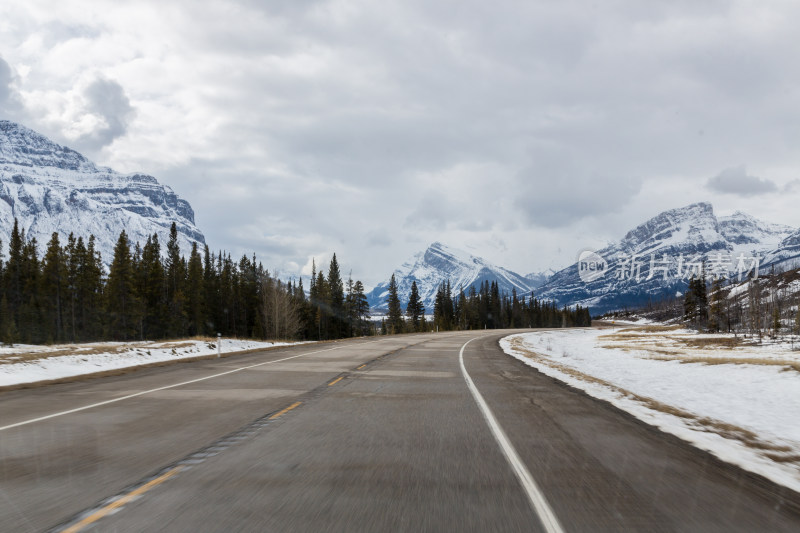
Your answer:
[536,202,798,313]
[0,120,204,264]
[366,242,533,313]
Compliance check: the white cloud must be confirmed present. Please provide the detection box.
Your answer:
[2,0,800,284]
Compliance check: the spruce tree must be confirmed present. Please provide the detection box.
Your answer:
[708,277,724,332]
[65,233,79,342]
[203,245,217,333]
[386,273,403,334]
[139,234,167,339]
[19,238,42,343]
[314,268,329,340]
[772,307,781,338]
[41,233,65,342]
[345,274,356,337]
[80,235,104,340]
[327,254,345,338]
[185,242,205,336]
[795,306,800,337]
[5,219,24,323]
[406,280,423,332]
[165,223,186,336]
[0,294,17,345]
[352,280,370,336]
[105,231,138,340]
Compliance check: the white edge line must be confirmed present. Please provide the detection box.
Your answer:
[459,337,565,533]
[0,345,345,432]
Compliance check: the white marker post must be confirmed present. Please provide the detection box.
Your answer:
[217,333,221,358]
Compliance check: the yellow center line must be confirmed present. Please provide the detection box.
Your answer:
[328,376,344,386]
[357,364,367,370]
[268,401,302,420]
[61,466,183,533]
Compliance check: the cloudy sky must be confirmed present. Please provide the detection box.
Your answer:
[2,0,800,286]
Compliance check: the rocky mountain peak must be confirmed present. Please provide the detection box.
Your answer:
[0,120,204,265]
[0,120,97,173]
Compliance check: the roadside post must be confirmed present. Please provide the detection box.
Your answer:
[217,333,221,358]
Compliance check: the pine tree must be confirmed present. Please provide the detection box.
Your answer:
[5,219,24,323]
[314,268,328,340]
[345,274,356,337]
[433,282,447,331]
[386,273,403,334]
[772,307,781,338]
[203,245,217,334]
[165,223,186,337]
[0,294,17,345]
[105,231,139,340]
[41,232,65,342]
[708,276,724,332]
[352,280,370,336]
[406,280,423,332]
[79,235,104,340]
[64,233,79,342]
[185,242,205,336]
[19,238,42,343]
[138,234,167,339]
[326,254,345,338]
[795,306,800,337]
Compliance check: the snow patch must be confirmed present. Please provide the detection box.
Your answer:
[0,338,309,387]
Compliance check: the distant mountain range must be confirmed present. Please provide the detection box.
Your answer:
[366,242,541,313]
[6,120,799,317]
[0,120,204,264]
[536,202,798,314]
[370,203,800,316]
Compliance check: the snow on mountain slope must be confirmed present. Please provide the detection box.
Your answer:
[761,230,800,272]
[366,242,532,312]
[525,269,554,288]
[718,211,794,256]
[537,202,797,314]
[0,120,204,264]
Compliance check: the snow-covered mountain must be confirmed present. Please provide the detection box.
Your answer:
[718,211,794,255]
[366,242,532,312]
[0,120,204,264]
[537,202,797,314]
[525,270,554,289]
[761,228,800,272]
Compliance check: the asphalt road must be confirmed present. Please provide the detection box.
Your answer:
[1,330,799,532]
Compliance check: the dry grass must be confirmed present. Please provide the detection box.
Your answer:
[764,453,800,463]
[644,354,800,372]
[0,336,222,366]
[599,343,676,356]
[509,338,800,465]
[679,336,746,349]
[0,345,133,365]
[620,324,683,333]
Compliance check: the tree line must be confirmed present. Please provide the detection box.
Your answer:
[382,275,591,334]
[682,263,800,339]
[0,220,372,344]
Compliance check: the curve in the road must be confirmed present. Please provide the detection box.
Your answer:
[459,336,565,533]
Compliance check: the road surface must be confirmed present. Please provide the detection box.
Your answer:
[1,330,798,532]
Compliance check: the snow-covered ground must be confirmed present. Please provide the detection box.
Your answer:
[501,326,800,493]
[0,338,307,387]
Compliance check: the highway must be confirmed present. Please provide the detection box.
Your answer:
[1,330,799,532]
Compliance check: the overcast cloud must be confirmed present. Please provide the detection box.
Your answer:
[2,0,800,285]
[706,166,779,196]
